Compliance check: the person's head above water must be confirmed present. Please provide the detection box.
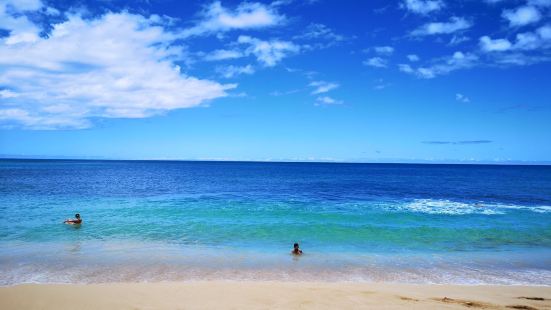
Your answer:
[292,243,302,255]
[64,213,82,225]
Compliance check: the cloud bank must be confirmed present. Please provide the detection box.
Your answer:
[0,6,234,129]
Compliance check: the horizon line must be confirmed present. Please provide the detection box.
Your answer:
[1,156,550,166]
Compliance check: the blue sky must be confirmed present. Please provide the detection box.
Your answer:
[0,0,550,163]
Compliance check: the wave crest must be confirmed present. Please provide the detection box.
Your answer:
[386,199,551,215]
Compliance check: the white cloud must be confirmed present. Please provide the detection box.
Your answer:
[398,64,414,73]
[449,35,470,45]
[491,52,551,66]
[293,23,345,42]
[538,24,551,39]
[479,25,551,53]
[373,78,390,90]
[2,0,42,11]
[309,81,339,94]
[45,6,60,15]
[362,47,393,68]
[293,24,347,50]
[479,36,513,52]
[237,35,300,67]
[455,93,470,103]
[0,1,42,45]
[478,25,551,66]
[216,64,254,78]
[315,96,342,105]
[502,6,541,27]
[515,25,551,50]
[402,0,444,15]
[407,54,420,62]
[0,89,18,98]
[181,1,284,38]
[363,57,387,68]
[271,0,321,7]
[204,49,244,61]
[0,11,234,129]
[0,107,93,129]
[515,32,541,50]
[412,17,472,36]
[528,0,551,6]
[374,46,394,55]
[269,89,300,96]
[400,51,478,78]
[308,80,341,104]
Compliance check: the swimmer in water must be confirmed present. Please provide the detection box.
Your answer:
[291,242,303,255]
[64,213,82,225]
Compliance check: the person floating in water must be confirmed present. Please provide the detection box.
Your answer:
[291,242,303,255]
[64,213,82,225]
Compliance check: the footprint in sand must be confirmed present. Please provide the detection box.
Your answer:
[506,305,538,310]
[518,297,546,301]
[434,297,490,308]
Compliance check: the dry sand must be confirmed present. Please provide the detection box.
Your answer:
[1,281,550,309]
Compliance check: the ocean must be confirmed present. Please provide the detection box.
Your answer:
[1,159,550,285]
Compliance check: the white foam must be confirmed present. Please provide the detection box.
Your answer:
[386,199,551,215]
[530,206,551,213]
[2,263,550,286]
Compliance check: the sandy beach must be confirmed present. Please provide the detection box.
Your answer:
[1,281,550,310]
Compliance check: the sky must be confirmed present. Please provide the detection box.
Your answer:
[0,0,550,163]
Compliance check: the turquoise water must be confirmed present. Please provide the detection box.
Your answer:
[1,160,551,284]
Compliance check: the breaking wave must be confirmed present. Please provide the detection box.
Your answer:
[385,199,551,215]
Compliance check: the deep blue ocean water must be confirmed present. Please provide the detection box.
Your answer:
[1,159,550,285]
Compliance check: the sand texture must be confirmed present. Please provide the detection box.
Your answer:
[1,281,551,309]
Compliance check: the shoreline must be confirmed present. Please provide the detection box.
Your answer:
[2,280,551,288]
[1,281,550,309]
